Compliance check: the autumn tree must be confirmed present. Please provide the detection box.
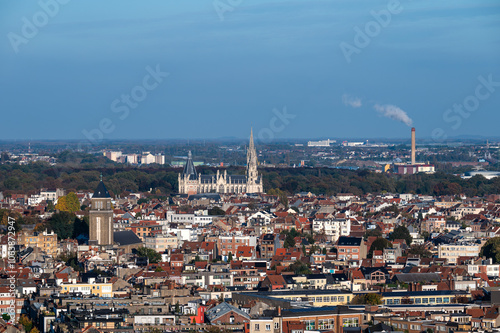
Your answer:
[55,192,80,213]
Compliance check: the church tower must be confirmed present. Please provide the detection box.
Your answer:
[246,129,263,193]
[89,177,114,246]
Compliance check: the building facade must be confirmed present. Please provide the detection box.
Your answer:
[178,130,263,195]
[89,180,114,246]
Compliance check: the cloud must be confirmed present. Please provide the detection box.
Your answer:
[342,94,362,108]
[373,104,413,126]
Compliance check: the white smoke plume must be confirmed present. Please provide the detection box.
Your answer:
[342,94,362,108]
[373,104,413,127]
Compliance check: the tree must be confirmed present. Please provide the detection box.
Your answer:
[227,252,233,262]
[284,233,295,248]
[47,212,76,239]
[46,200,55,211]
[364,228,382,238]
[288,260,311,275]
[407,244,432,258]
[351,293,383,305]
[368,238,392,258]
[19,314,34,332]
[136,247,162,263]
[389,225,412,246]
[481,237,500,263]
[208,207,225,216]
[55,192,80,213]
[29,328,40,333]
[72,216,89,239]
[2,313,10,321]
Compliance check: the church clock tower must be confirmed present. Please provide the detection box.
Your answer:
[89,177,113,246]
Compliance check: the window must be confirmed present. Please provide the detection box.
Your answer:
[318,319,335,329]
[305,320,315,330]
[274,322,279,329]
[265,324,271,331]
[343,318,359,327]
[255,324,260,330]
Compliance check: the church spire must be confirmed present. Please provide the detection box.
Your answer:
[249,128,255,152]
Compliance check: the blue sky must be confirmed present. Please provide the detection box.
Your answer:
[1,0,499,141]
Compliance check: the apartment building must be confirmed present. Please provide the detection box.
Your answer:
[438,243,481,264]
[336,237,366,261]
[144,234,178,252]
[60,282,113,297]
[18,230,57,256]
[312,218,351,242]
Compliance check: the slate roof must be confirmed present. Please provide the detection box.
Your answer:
[93,181,111,198]
[182,151,197,179]
[205,302,250,322]
[114,230,142,246]
[393,273,441,283]
[338,236,362,246]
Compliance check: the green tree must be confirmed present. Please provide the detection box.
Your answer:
[136,247,162,263]
[227,252,233,262]
[389,225,412,246]
[72,216,89,239]
[480,237,500,263]
[46,200,55,211]
[47,212,76,239]
[208,207,225,216]
[407,244,432,258]
[288,260,311,275]
[351,293,383,305]
[284,233,295,248]
[364,228,382,238]
[368,238,392,258]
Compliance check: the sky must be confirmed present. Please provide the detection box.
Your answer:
[1,0,499,143]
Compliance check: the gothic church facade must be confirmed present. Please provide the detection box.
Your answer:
[178,130,263,195]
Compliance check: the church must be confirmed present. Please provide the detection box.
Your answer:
[178,130,263,195]
[89,177,142,249]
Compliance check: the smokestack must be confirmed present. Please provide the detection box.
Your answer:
[411,127,416,165]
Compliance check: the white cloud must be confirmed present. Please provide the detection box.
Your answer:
[342,94,362,108]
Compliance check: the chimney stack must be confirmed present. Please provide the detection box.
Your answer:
[411,127,416,165]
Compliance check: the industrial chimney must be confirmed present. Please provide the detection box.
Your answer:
[411,127,416,165]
